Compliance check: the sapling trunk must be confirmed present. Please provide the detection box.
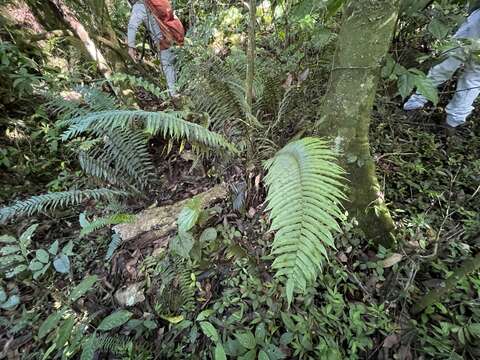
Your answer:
[317,0,401,245]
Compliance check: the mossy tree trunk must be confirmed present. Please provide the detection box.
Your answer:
[47,0,114,78]
[317,0,401,244]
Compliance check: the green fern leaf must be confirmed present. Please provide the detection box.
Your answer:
[80,213,134,237]
[264,137,346,295]
[61,110,237,154]
[105,233,122,261]
[0,189,127,224]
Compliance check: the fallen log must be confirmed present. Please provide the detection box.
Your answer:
[113,184,227,243]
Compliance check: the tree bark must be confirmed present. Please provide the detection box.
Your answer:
[316,0,401,245]
[47,0,113,79]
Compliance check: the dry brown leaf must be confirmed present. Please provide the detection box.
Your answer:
[383,253,403,268]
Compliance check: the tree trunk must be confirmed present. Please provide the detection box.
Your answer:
[23,0,67,32]
[48,0,113,78]
[317,0,401,244]
[246,0,256,112]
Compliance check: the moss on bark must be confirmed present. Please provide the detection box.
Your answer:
[317,0,401,245]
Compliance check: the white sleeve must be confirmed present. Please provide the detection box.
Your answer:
[127,4,147,48]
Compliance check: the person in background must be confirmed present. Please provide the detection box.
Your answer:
[127,0,177,97]
[403,3,480,129]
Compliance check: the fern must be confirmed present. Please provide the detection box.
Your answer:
[61,110,238,153]
[108,73,168,100]
[154,256,195,314]
[80,213,134,237]
[0,189,127,224]
[47,85,118,122]
[264,137,346,296]
[105,233,122,261]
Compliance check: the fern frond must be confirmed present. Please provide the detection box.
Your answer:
[94,334,132,355]
[108,73,168,100]
[61,110,238,154]
[264,137,346,294]
[77,86,118,112]
[80,213,134,237]
[79,151,124,186]
[154,256,195,313]
[0,189,127,224]
[47,85,118,122]
[99,129,155,187]
[105,233,122,261]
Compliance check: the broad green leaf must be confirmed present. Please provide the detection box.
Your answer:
[0,245,20,256]
[143,320,157,330]
[62,241,74,256]
[97,310,132,331]
[41,344,56,360]
[177,197,202,232]
[33,264,49,280]
[428,18,450,39]
[55,316,75,349]
[36,249,50,264]
[19,224,38,244]
[196,309,214,321]
[259,350,269,360]
[265,344,286,359]
[0,255,24,266]
[170,230,194,259]
[398,73,415,99]
[214,343,227,360]
[0,235,16,244]
[255,323,266,345]
[238,349,257,360]
[69,275,98,302]
[29,260,44,271]
[1,294,20,310]
[48,240,59,255]
[53,255,70,274]
[414,75,438,105]
[326,0,346,17]
[39,311,64,338]
[80,333,96,360]
[200,321,220,343]
[468,323,480,337]
[6,264,27,278]
[160,315,184,324]
[235,331,256,350]
[199,228,218,242]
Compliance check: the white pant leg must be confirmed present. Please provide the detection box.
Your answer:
[160,49,177,97]
[427,53,463,87]
[445,59,480,127]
